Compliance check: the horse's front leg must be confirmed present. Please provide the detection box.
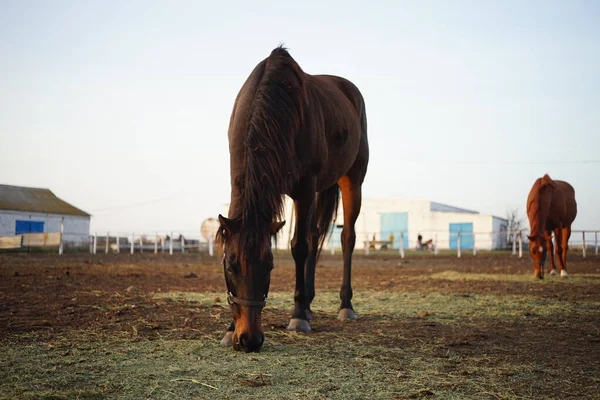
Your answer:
[287,189,314,332]
[220,321,235,346]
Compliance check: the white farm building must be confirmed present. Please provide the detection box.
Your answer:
[224,197,508,251]
[0,185,91,246]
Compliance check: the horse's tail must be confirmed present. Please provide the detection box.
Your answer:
[315,184,340,259]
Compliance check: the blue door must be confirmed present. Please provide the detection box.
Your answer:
[380,213,409,248]
[15,220,45,235]
[449,223,474,250]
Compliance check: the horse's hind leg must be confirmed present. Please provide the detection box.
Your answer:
[547,231,556,276]
[337,175,362,320]
[558,227,572,278]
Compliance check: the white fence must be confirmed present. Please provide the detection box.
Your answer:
[2,228,598,259]
[328,229,600,259]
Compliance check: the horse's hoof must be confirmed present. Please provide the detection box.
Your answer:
[550,269,557,276]
[220,331,233,346]
[287,318,311,332]
[338,308,358,321]
[560,270,569,278]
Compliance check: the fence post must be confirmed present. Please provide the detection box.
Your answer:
[89,235,93,254]
[457,231,461,258]
[155,233,158,254]
[518,231,523,258]
[161,236,165,253]
[399,232,405,259]
[105,232,109,254]
[595,231,598,256]
[582,231,586,258]
[473,233,477,256]
[93,233,97,254]
[139,236,144,253]
[365,234,370,256]
[169,232,173,255]
[130,233,134,254]
[58,217,64,255]
[116,235,120,254]
[434,233,438,256]
[209,238,214,256]
[181,236,185,254]
[512,232,517,255]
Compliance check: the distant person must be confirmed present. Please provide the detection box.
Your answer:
[417,233,423,250]
[388,233,394,249]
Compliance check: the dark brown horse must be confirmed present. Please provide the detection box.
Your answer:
[217,46,369,352]
[526,174,577,279]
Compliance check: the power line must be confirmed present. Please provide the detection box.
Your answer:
[400,160,600,165]
[89,192,192,214]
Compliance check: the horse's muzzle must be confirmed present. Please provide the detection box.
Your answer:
[233,331,265,353]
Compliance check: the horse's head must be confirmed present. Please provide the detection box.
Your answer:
[527,234,547,278]
[217,214,285,352]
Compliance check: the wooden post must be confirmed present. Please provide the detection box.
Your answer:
[181,235,185,254]
[105,232,109,254]
[154,233,158,254]
[89,235,93,254]
[365,234,370,256]
[139,235,144,253]
[473,233,477,256]
[130,233,134,254]
[116,235,120,254]
[58,217,64,255]
[93,233,97,254]
[582,231,586,258]
[434,233,438,256]
[595,231,598,256]
[209,238,214,256]
[161,236,165,253]
[457,231,461,258]
[518,231,523,258]
[399,232,405,259]
[169,232,173,255]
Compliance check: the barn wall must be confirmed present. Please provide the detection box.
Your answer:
[0,210,90,244]
[223,198,507,251]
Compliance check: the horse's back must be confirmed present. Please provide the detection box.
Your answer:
[304,74,369,189]
[554,180,577,224]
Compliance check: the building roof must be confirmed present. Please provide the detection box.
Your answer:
[430,202,479,214]
[0,185,90,217]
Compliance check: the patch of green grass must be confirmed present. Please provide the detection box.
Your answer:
[427,271,600,284]
[155,289,600,323]
[1,331,582,400]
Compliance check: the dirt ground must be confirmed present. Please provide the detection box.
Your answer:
[1,252,599,399]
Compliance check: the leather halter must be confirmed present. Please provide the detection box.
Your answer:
[227,292,267,308]
[221,241,268,309]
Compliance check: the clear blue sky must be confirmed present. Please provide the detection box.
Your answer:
[1,0,598,235]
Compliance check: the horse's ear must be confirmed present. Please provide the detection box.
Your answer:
[218,214,240,235]
[270,221,286,235]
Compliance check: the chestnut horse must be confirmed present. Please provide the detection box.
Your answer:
[217,46,369,352]
[526,174,577,279]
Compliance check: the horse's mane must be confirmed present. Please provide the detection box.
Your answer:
[527,174,556,237]
[220,46,306,261]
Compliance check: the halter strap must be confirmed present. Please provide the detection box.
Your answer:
[227,292,267,308]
